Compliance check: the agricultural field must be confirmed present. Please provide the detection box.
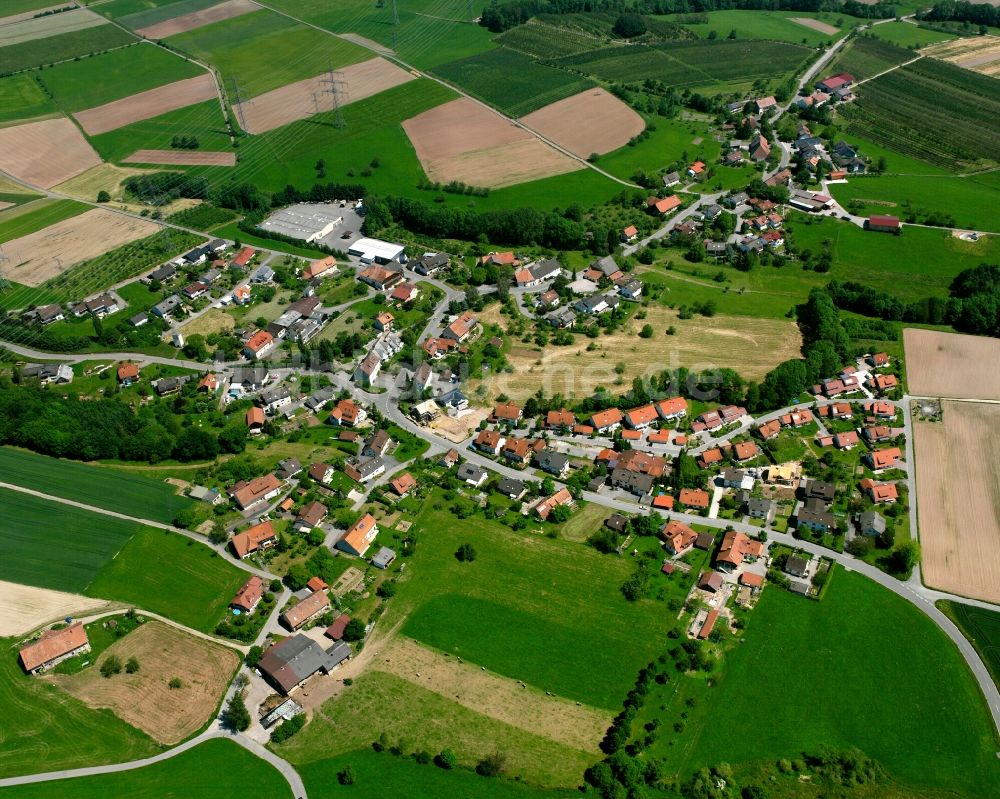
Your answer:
[829,173,1000,232]
[871,20,957,47]
[0,487,143,593]
[0,738,292,797]
[166,9,369,98]
[433,48,597,117]
[825,33,915,80]
[2,0,71,15]
[667,9,847,47]
[0,447,193,525]
[74,73,218,136]
[403,97,581,189]
[914,402,1000,604]
[469,304,800,403]
[520,88,645,158]
[905,327,1000,400]
[48,621,239,744]
[0,24,136,75]
[494,18,605,58]
[128,0,258,38]
[0,116,103,189]
[0,199,87,244]
[637,570,1000,797]
[923,34,1000,77]
[84,528,248,633]
[841,57,1000,171]
[938,601,1000,691]
[0,72,55,124]
[0,8,106,48]
[785,213,1000,301]
[0,580,107,637]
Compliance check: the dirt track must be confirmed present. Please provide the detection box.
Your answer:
[123,149,236,166]
[135,0,258,39]
[403,97,581,189]
[74,74,218,136]
[46,621,239,745]
[914,403,1000,604]
[0,581,108,637]
[3,207,159,286]
[377,637,609,751]
[904,328,1000,400]
[236,57,415,134]
[520,88,645,158]
[0,117,102,189]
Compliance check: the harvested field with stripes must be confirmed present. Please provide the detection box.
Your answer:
[0,117,102,188]
[123,149,236,166]
[520,88,645,158]
[74,73,218,135]
[134,0,258,38]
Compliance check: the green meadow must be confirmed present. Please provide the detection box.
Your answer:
[84,528,247,634]
[639,571,1000,798]
[671,9,848,47]
[0,738,290,796]
[939,600,1000,692]
[870,20,956,47]
[0,25,136,75]
[0,73,55,124]
[0,487,142,593]
[0,447,193,525]
[0,199,87,244]
[167,9,369,98]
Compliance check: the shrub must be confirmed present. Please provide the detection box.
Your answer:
[270,714,306,743]
[343,618,366,642]
[435,748,457,769]
[125,657,140,674]
[455,543,477,562]
[639,323,654,338]
[376,581,397,598]
[168,677,183,689]
[476,751,507,777]
[223,694,251,732]
[96,190,110,203]
[337,765,356,785]
[100,655,122,678]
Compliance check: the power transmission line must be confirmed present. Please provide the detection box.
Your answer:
[319,66,347,129]
[391,0,399,25]
[230,78,248,132]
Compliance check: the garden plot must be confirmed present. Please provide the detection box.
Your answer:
[0,116,102,188]
[402,97,581,189]
[134,0,258,38]
[2,208,159,286]
[123,149,236,166]
[74,73,217,135]
[235,56,415,134]
[0,581,107,637]
[0,7,105,46]
[520,87,645,158]
[914,402,1000,605]
[47,621,240,745]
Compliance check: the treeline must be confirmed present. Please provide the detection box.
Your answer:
[0,381,247,463]
[481,0,894,31]
[922,0,1000,27]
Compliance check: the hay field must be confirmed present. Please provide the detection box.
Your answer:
[48,621,239,745]
[123,149,236,166]
[74,74,218,135]
[2,208,159,286]
[135,0,258,38]
[0,581,108,637]
[924,35,1000,76]
[0,7,105,46]
[402,97,581,189]
[472,306,800,402]
[791,16,839,34]
[178,307,235,337]
[0,117,102,188]
[236,57,415,134]
[904,327,1000,399]
[520,87,645,158]
[54,163,198,216]
[914,402,1000,604]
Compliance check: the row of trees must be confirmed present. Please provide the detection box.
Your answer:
[922,0,1000,27]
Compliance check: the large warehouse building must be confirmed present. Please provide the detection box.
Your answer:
[259,204,344,243]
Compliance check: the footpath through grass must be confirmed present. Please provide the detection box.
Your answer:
[939,600,1000,693]
[85,528,247,634]
[0,738,291,797]
[640,570,1000,797]
[0,635,158,778]
[0,446,193,525]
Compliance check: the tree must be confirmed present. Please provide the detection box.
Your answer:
[613,12,647,37]
[168,677,183,689]
[549,504,571,523]
[455,542,477,562]
[337,765,356,785]
[343,618,366,642]
[100,655,123,678]
[377,580,397,598]
[891,540,920,573]
[846,537,870,557]
[96,190,111,203]
[435,748,457,769]
[223,693,251,732]
[125,657,140,674]
[246,645,263,667]
[639,323,654,339]
[476,751,507,777]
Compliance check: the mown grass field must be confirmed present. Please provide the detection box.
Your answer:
[669,9,846,47]
[433,48,596,117]
[167,8,368,98]
[280,671,596,787]
[0,738,291,796]
[115,0,221,29]
[0,24,136,74]
[94,0,208,18]
[0,487,142,593]
[299,749,578,799]
[826,34,914,81]
[385,490,671,710]
[639,570,1000,798]
[36,43,204,112]
[2,0,66,14]
[84,528,247,634]
[786,213,1000,300]
[0,447,193,525]
[265,0,496,69]
[871,20,956,47]
[939,600,1000,692]
[829,173,1000,232]
[0,198,87,244]
[0,73,55,124]
[88,99,232,163]
[0,634,158,778]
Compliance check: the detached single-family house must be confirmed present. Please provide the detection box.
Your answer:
[457,462,487,487]
[231,576,265,614]
[647,195,682,216]
[514,259,561,288]
[230,474,283,511]
[535,449,570,477]
[230,520,278,558]
[338,513,379,558]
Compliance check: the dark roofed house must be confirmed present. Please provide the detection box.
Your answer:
[258,635,349,694]
[458,462,487,487]
[535,449,570,477]
[325,614,351,641]
[605,513,627,533]
[698,571,723,593]
[784,555,809,578]
[497,477,526,499]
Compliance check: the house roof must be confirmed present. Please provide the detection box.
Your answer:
[734,441,758,461]
[325,614,351,640]
[457,462,486,483]
[231,576,265,612]
[679,487,710,508]
[869,214,900,228]
[231,474,282,510]
[298,501,327,527]
[590,408,623,429]
[625,404,658,427]
[503,437,531,459]
[341,513,378,556]
[245,330,273,353]
[493,402,522,421]
[869,447,901,469]
[647,195,682,214]
[19,623,88,672]
[258,634,340,693]
[391,472,416,495]
[662,519,697,552]
[547,409,576,427]
[656,396,687,417]
[716,530,763,567]
[698,609,719,639]
[739,572,763,588]
[230,520,276,558]
[117,362,139,381]
[652,494,674,509]
[698,571,723,591]
[535,488,572,519]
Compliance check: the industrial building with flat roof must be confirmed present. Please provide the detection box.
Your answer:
[348,238,405,264]
[258,204,345,243]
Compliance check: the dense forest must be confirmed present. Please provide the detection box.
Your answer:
[921,0,1000,27]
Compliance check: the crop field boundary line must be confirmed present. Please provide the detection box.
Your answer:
[853,53,924,86]
[251,0,640,189]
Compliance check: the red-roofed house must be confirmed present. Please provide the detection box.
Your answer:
[715,530,764,571]
[860,478,898,504]
[652,494,674,510]
[623,225,638,242]
[625,404,658,429]
[535,488,573,520]
[698,609,719,639]
[661,520,697,556]
[390,282,419,304]
[442,311,477,342]
[679,487,710,510]
[833,431,859,450]
[474,429,505,455]
[656,396,687,421]
[390,472,417,496]
[338,513,379,557]
[590,408,624,433]
[303,256,337,280]
[117,362,140,386]
[232,246,256,268]
[246,406,265,433]
[867,214,901,234]
[733,441,759,462]
[19,623,90,674]
[546,409,576,429]
[230,520,278,559]
[698,448,723,468]
[647,195,682,216]
[869,373,898,393]
[866,447,901,471]
[757,419,780,440]
[244,330,275,360]
[688,160,706,176]
[231,576,265,614]
[492,402,523,424]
